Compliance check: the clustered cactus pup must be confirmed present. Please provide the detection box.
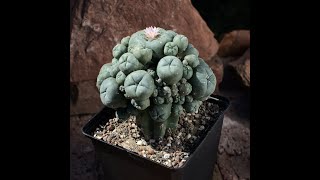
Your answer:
[97,27,217,140]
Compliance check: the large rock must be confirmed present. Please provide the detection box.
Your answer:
[218,30,250,57]
[217,116,250,180]
[70,114,103,180]
[70,0,219,83]
[229,48,250,87]
[70,80,103,115]
[207,55,224,85]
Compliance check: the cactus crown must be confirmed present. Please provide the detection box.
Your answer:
[96,27,217,140]
[144,26,160,40]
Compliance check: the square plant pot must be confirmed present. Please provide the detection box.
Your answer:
[82,94,230,180]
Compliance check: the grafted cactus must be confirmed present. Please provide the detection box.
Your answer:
[96,27,217,140]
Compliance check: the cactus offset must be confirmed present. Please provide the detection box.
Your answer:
[96,27,217,140]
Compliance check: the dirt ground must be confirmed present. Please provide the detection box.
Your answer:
[70,85,250,180]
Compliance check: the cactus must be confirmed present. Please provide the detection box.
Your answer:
[96,27,217,140]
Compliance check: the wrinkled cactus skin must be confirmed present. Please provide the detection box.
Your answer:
[96,27,217,140]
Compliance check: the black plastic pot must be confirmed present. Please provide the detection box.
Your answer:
[82,95,230,180]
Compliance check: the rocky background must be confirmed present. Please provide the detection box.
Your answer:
[70,0,250,179]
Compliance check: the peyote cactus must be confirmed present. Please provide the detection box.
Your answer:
[96,27,217,140]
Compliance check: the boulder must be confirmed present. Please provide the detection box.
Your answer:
[206,55,224,85]
[70,0,219,83]
[218,30,250,57]
[229,48,250,87]
[70,80,103,115]
[70,0,221,114]
[217,116,250,180]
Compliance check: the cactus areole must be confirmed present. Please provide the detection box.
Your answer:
[97,27,217,140]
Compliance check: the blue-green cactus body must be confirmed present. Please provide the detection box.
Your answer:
[112,44,127,59]
[164,42,179,56]
[131,98,150,110]
[156,56,183,85]
[118,53,144,75]
[178,82,192,96]
[124,70,155,100]
[179,44,199,58]
[189,59,216,101]
[167,104,183,128]
[183,54,200,68]
[173,34,188,53]
[128,28,174,59]
[96,27,217,139]
[96,63,112,89]
[116,71,126,85]
[128,45,153,65]
[100,77,127,108]
[183,100,202,113]
[149,103,172,122]
[182,65,193,80]
[121,36,130,47]
[136,110,153,140]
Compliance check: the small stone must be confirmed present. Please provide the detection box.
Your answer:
[172,161,177,166]
[120,135,125,139]
[163,153,170,159]
[107,125,115,131]
[147,148,155,155]
[179,160,186,167]
[192,135,197,140]
[149,139,155,143]
[175,155,180,161]
[131,129,136,133]
[186,134,191,139]
[94,133,103,140]
[199,125,205,131]
[205,116,211,120]
[168,137,173,141]
[141,139,147,145]
[107,136,113,142]
[137,140,143,145]
[166,143,171,147]
[176,139,181,145]
[195,114,200,119]
[165,160,172,167]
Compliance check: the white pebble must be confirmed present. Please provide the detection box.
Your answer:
[137,140,143,145]
[163,153,171,159]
